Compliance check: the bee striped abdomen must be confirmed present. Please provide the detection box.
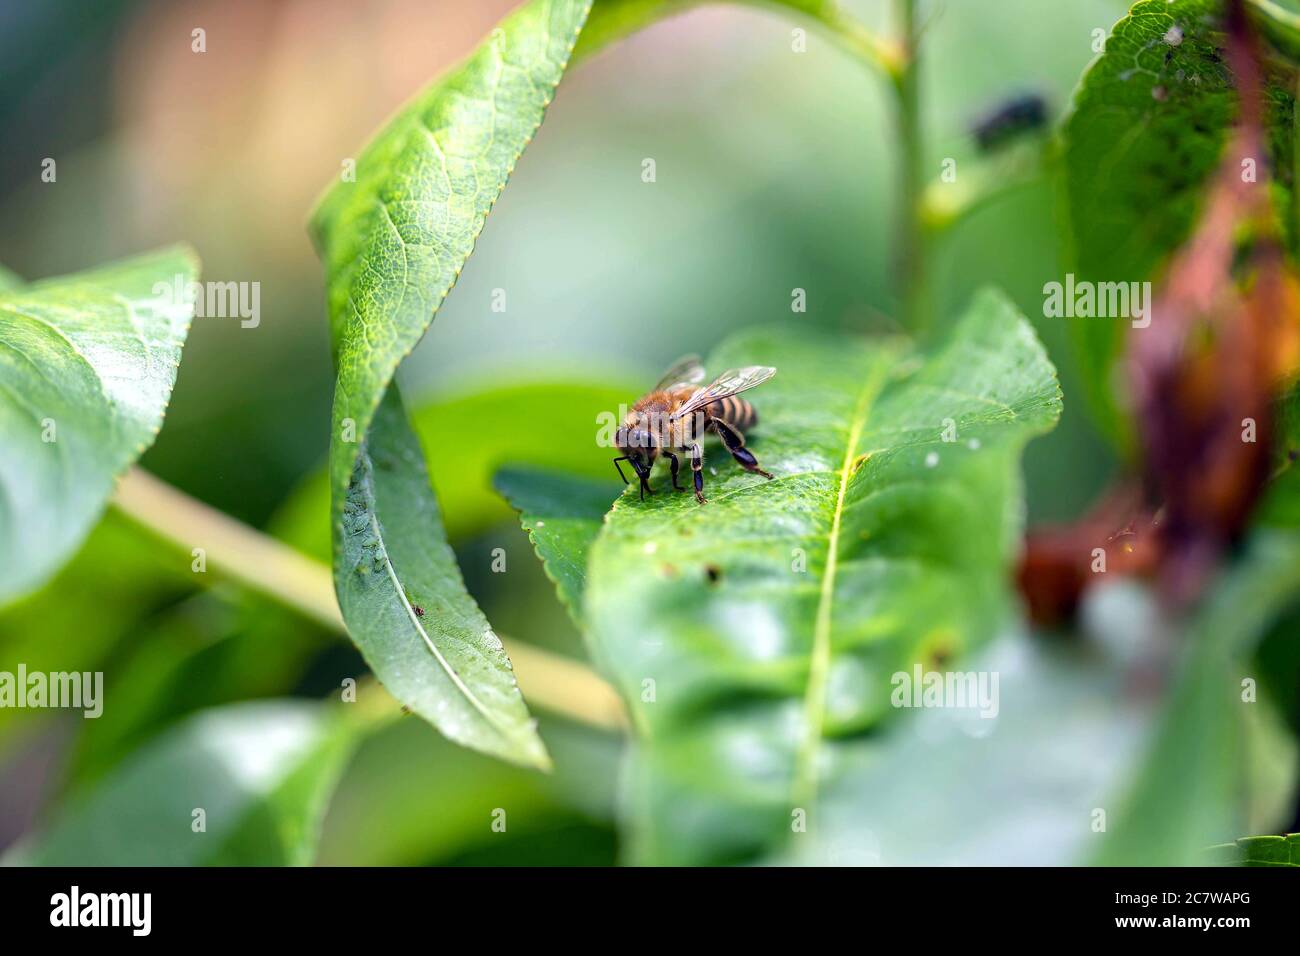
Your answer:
[710,395,757,431]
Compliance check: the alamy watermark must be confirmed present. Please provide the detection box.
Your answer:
[153,274,260,328]
[0,665,102,718]
[595,405,707,448]
[890,664,999,718]
[50,886,150,936]
[1043,273,1151,329]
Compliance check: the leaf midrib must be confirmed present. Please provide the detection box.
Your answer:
[356,449,518,745]
[792,359,891,814]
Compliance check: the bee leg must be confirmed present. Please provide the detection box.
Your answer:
[688,443,706,504]
[613,456,631,485]
[664,452,686,491]
[713,418,774,480]
[633,459,654,500]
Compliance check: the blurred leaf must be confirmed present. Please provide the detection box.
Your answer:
[791,623,1162,865]
[318,715,621,866]
[1060,1,1300,447]
[585,290,1062,864]
[779,530,1300,865]
[1241,676,1298,831]
[1253,594,1300,734]
[1094,529,1300,864]
[576,1,834,62]
[1256,466,1300,526]
[59,593,325,791]
[1208,832,1300,864]
[0,510,195,745]
[494,466,618,624]
[0,264,20,291]
[1249,0,1300,59]
[8,700,358,866]
[577,0,702,58]
[273,381,633,562]
[335,387,549,769]
[1060,0,1235,444]
[0,248,197,606]
[307,0,594,764]
[1261,382,1300,525]
[1279,381,1300,451]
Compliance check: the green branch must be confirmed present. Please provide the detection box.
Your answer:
[111,467,627,733]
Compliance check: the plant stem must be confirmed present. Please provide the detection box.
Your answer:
[115,467,341,629]
[808,3,929,331]
[893,0,930,334]
[112,467,626,732]
[812,4,905,81]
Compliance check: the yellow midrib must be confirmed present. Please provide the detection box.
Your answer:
[791,359,891,816]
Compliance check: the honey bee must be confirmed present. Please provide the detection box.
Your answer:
[613,356,776,504]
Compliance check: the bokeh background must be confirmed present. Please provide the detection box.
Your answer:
[0,0,1134,864]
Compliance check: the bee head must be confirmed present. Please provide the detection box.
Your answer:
[615,426,656,466]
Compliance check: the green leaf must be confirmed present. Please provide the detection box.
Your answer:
[789,626,1162,865]
[1208,832,1300,865]
[1059,1,1300,444]
[58,592,326,791]
[318,714,622,866]
[1093,529,1300,864]
[336,386,550,769]
[1248,0,1300,61]
[1255,382,1300,528]
[576,0,703,58]
[1063,0,1234,284]
[308,0,595,764]
[309,0,592,502]
[0,264,21,292]
[7,700,358,866]
[303,0,885,769]
[584,289,1062,864]
[782,529,1300,865]
[494,466,619,625]
[1059,0,1235,443]
[1257,464,1300,527]
[0,510,197,746]
[576,1,835,62]
[0,248,198,606]
[272,380,634,563]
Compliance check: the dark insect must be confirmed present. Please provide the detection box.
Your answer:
[970,92,1048,152]
[413,605,424,617]
[612,356,776,505]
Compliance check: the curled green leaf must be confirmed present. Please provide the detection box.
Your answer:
[308,0,596,765]
[337,388,551,769]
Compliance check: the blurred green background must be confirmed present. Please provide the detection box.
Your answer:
[0,0,1132,864]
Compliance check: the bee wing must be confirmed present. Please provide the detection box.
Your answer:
[671,365,776,420]
[654,354,707,391]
